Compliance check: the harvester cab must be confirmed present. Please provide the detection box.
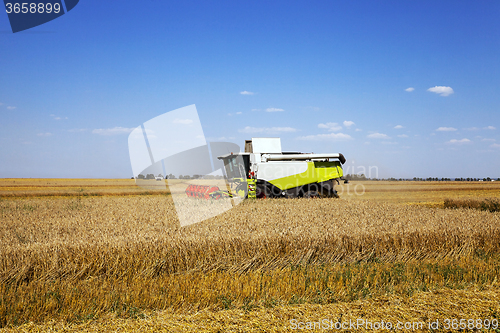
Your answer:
[217,138,346,199]
[221,153,251,180]
[217,153,254,199]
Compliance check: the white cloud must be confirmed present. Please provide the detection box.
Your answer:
[240,91,254,95]
[92,127,135,135]
[467,126,495,131]
[251,109,260,112]
[355,128,362,132]
[297,133,352,141]
[394,125,404,129]
[318,122,342,131]
[239,126,296,134]
[447,138,471,144]
[367,132,390,139]
[436,127,457,132]
[173,118,193,125]
[427,86,454,97]
[481,138,496,142]
[397,134,408,138]
[236,112,242,115]
[37,132,52,137]
[343,120,355,128]
[491,143,500,149]
[405,87,415,92]
[7,106,16,110]
[50,114,68,120]
[266,108,284,112]
[0,102,3,106]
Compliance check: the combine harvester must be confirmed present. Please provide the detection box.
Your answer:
[185,137,346,199]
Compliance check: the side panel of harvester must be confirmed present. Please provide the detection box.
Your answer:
[256,160,343,191]
[217,138,345,198]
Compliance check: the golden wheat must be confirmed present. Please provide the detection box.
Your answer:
[444,197,500,212]
[2,287,499,332]
[0,180,500,329]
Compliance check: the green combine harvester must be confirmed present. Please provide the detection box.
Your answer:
[217,137,346,199]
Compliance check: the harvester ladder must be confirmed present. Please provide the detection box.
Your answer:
[247,179,256,199]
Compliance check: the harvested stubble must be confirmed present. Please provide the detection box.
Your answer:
[0,195,500,328]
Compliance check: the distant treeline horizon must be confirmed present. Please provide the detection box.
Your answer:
[134,173,499,182]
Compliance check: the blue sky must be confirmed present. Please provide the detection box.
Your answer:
[1,0,499,178]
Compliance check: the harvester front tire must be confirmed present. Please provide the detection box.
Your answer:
[304,190,319,198]
[256,184,270,198]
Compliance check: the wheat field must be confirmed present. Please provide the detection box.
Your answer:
[0,180,500,331]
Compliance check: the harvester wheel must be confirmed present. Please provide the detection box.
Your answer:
[303,190,319,198]
[256,184,270,198]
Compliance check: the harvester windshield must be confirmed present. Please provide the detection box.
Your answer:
[220,154,250,180]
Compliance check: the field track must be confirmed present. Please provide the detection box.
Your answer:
[1,179,499,201]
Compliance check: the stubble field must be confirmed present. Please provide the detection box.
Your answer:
[0,179,499,332]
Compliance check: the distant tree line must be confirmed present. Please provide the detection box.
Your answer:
[412,177,452,181]
[344,174,368,181]
[346,177,499,181]
[336,174,499,182]
[131,173,498,181]
[134,174,225,180]
[136,174,160,180]
[453,177,497,182]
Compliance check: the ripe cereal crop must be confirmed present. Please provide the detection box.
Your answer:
[0,180,499,331]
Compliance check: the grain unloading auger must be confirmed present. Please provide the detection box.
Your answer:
[185,137,346,199]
